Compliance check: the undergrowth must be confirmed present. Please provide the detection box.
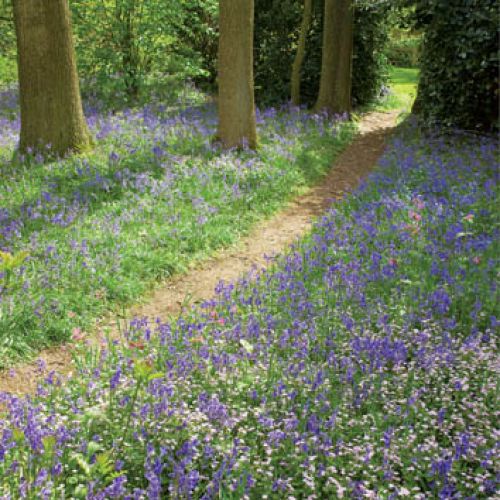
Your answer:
[0,118,497,498]
[0,89,355,363]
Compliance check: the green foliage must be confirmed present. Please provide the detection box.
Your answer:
[351,3,391,107]
[386,35,421,68]
[70,0,175,99]
[70,0,212,102]
[172,0,218,86]
[290,0,324,107]
[254,0,392,108]
[0,56,16,86]
[416,0,499,130]
[0,250,28,290]
[1,0,399,111]
[254,0,304,106]
[0,1,16,84]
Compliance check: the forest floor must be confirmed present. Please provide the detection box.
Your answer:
[0,109,399,395]
[2,67,496,497]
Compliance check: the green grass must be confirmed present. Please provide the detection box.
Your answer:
[385,66,419,111]
[389,67,419,97]
[389,66,419,87]
[353,66,419,117]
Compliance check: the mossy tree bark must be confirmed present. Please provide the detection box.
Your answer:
[13,0,91,156]
[217,0,257,149]
[291,0,312,106]
[315,0,354,115]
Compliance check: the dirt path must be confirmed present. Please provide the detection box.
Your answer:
[0,110,399,395]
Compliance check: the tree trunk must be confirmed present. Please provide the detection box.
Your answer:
[13,0,91,156]
[291,0,312,106]
[411,88,422,114]
[315,0,354,115]
[217,0,257,149]
[118,0,140,100]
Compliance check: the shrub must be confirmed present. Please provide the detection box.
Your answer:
[254,0,303,106]
[0,3,16,86]
[416,0,499,130]
[171,0,219,86]
[351,3,391,107]
[70,1,218,102]
[386,36,421,68]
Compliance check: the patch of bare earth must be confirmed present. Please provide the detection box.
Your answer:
[0,110,399,395]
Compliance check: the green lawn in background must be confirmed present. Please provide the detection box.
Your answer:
[355,66,419,115]
[386,66,419,110]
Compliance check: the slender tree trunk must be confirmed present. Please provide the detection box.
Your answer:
[315,0,354,115]
[291,0,312,105]
[217,0,257,149]
[411,87,422,114]
[118,0,140,100]
[13,0,91,156]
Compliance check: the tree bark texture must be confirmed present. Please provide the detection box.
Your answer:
[217,0,257,149]
[13,0,91,155]
[315,0,354,115]
[291,0,312,105]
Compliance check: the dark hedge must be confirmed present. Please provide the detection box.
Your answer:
[416,0,499,130]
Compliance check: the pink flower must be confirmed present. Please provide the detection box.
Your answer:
[413,197,425,210]
[472,256,481,264]
[71,327,85,341]
[463,213,474,222]
[409,210,422,222]
[209,309,225,324]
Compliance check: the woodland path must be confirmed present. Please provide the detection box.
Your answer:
[0,109,399,395]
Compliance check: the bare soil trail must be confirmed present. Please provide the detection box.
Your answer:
[0,110,399,395]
